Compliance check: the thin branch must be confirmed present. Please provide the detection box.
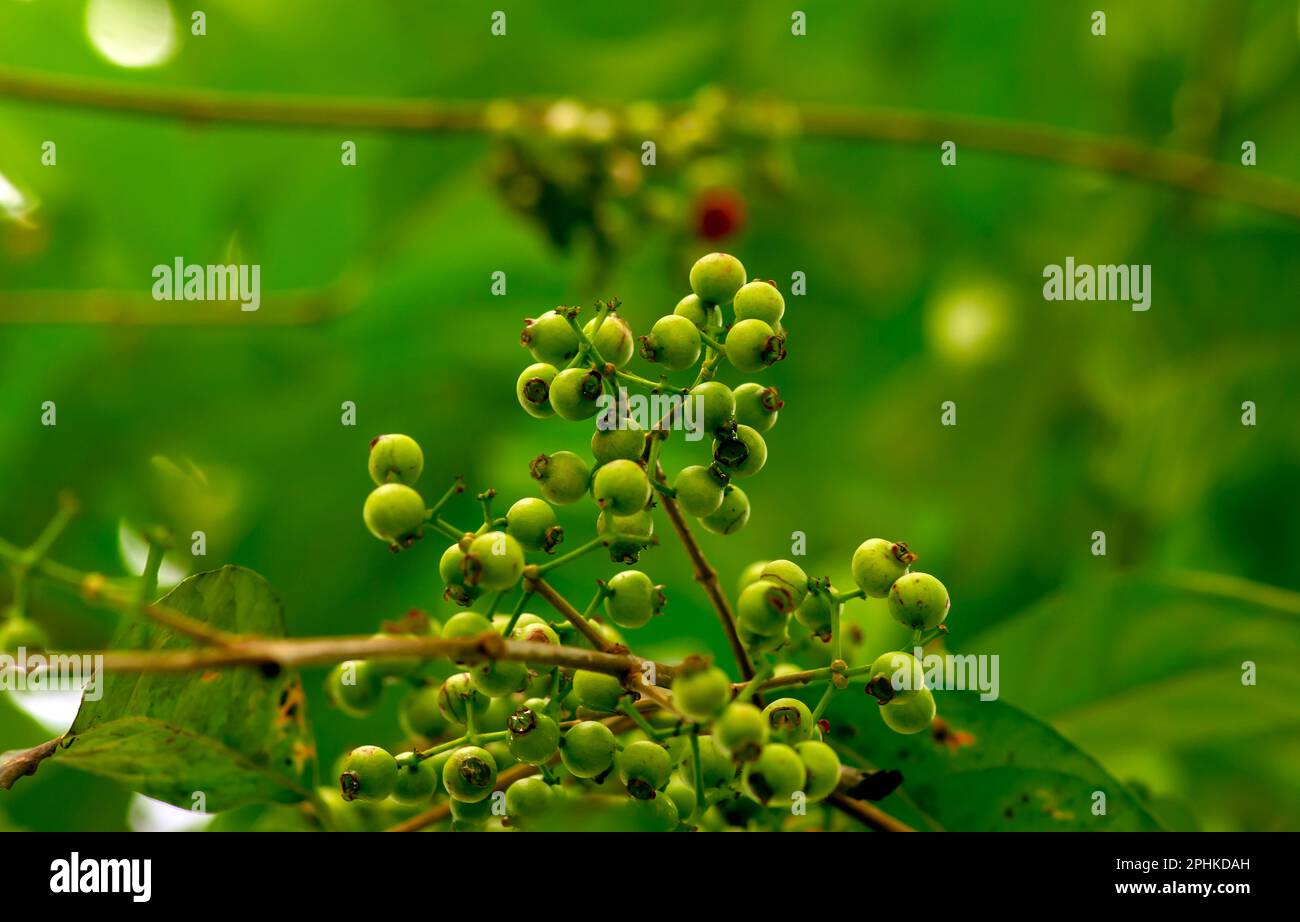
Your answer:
[0,738,61,790]
[826,791,915,833]
[525,572,616,654]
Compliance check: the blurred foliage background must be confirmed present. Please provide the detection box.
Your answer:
[1,0,1298,832]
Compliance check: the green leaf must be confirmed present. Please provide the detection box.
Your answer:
[56,566,316,811]
[826,691,1162,831]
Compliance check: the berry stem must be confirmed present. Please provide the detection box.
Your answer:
[697,330,727,352]
[525,573,617,653]
[831,587,865,604]
[689,728,705,820]
[427,476,466,519]
[136,536,166,607]
[499,588,535,637]
[732,662,775,703]
[534,536,605,575]
[619,700,662,741]
[809,682,837,723]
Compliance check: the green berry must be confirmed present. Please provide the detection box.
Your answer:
[439,543,480,607]
[762,697,814,744]
[399,683,449,739]
[851,539,917,598]
[741,743,806,806]
[603,569,665,629]
[521,310,579,365]
[867,650,927,703]
[516,363,559,419]
[442,610,493,643]
[680,735,736,788]
[795,591,838,642]
[363,483,426,547]
[549,367,604,421]
[759,560,809,607]
[390,751,440,804]
[530,451,590,505]
[560,720,617,778]
[713,424,767,478]
[471,658,528,697]
[737,579,797,637]
[739,621,789,654]
[733,280,785,326]
[713,701,769,763]
[625,791,679,831]
[674,293,722,330]
[733,383,782,432]
[736,560,769,595]
[442,746,498,803]
[665,777,697,819]
[591,413,646,465]
[887,572,950,631]
[725,318,785,373]
[584,312,635,367]
[672,659,731,722]
[507,706,561,765]
[461,531,525,592]
[437,671,490,725]
[510,617,560,649]
[338,745,398,803]
[639,314,702,371]
[367,434,424,486]
[699,484,750,535]
[572,669,625,713]
[795,741,840,803]
[448,794,495,829]
[689,381,735,437]
[506,497,562,554]
[881,685,936,734]
[504,776,554,829]
[618,739,673,799]
[591,459,651,516]
[0,617,49,652]
[689,252,747,304]
[326,660,384,717]
[486,739,517,772]
[673,464,728,517]
[597,507,654,564]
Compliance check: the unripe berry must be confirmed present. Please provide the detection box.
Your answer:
[390,751,440,804]
[795,591,838,642]
[741,743,805,806]
[326,660,384,717]
[880,685,936,734]
[584,311,635,367]
[665,777,697,820]
[516,363,559,419]
[689,381,735,437]
[713,424,767,478]
[733,280,786,326]
[739,621,789,654]
[733,383,782,432]
[597,507,654,564]
[507,706,561,765]
[737,579,797,637]
[0,617,48,653]
[712,701,768,762]
[625,791,679,831]
[511,616,560,648]
[471,658,528,697]
[759,560,809,607]
[673,464,728,517]
[639,314,702,371]
[461,531,525,591]
[674,293,722,330]
[572,669,625,713]
[506,497,563,554]
[439,543,480,607]
[725,318,786,373]
[591,458,652,516]
[591,412,646,465]
[339,745,398,803]
[448,794,495,829]
[887,572,950,631]
[363,483,426,547]
[441,610,493,644]
[867,650,927,703]
[399,683,449,739]
[681,735,736,788]
[603,569,665,629]
[437,671,490,725]
[560,720,617,778]
[851,538,917,598]
[504,776,554,829]
[442,745,498,803]
[699,484,750,535]
[762,697,814,744]
[672,658,731,722]
[530,450,590,505]
[521,310,578,365]
[795,740,840,803]
[549,367,604,421]
[689,252,747,304]
[618,739,673,799]
[367,434,424,486]
[736,560,769,595]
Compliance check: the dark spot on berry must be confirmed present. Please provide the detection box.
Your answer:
[259,662,282,679]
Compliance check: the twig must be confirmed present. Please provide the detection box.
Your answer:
[525,572,616,653]
[826,791,915,833]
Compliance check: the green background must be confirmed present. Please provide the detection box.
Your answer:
[2,0,1298,831]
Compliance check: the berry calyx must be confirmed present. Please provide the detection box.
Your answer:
[724,318,786,373]
[618,739,673,799]
[338,745,398,803]
[516,363,559,419]
[363,483,426,548]
[851,538,917,598]
[762,697,815,744]
[549,367,604,421]
[460,531,525,591]
[530,450,591,505]
[733,383,783,432]
[713,424,767,478]
[737,579,797,637]
[439,543,481,607]
[506,497,563,554]
[867,650,927,703]
[507,706,562,765]
[521,310,579,365]
[367,434,424,486]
